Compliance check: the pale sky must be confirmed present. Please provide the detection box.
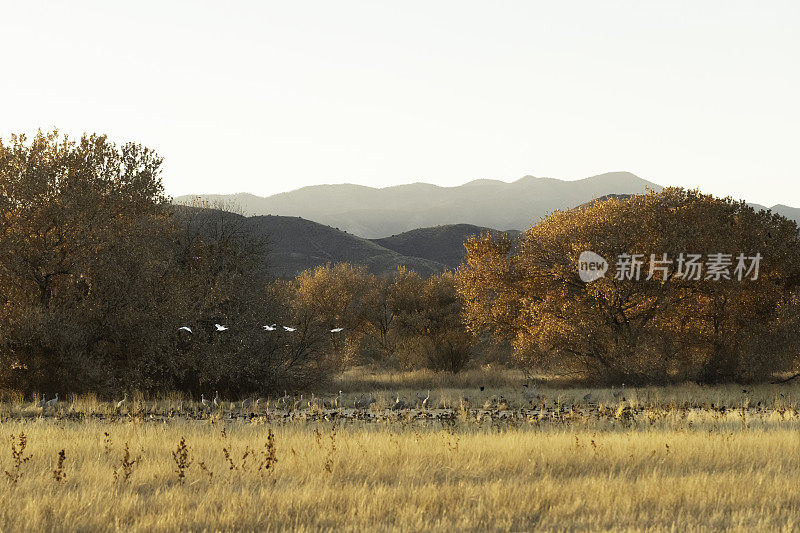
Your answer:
[1,1,798,206]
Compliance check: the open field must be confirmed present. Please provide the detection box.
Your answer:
[2,380,800,531]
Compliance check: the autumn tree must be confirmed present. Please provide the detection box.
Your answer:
[458,189,800,384]
[0,130,177,391]
[286,264,474,373]
[391,270,473,373]
[0,131,326,395]
[285,263,374,369]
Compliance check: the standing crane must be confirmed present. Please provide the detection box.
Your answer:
[45,393,58,409]
[201,394,212,410]
[213,391,221,409]
[115,393,128,411]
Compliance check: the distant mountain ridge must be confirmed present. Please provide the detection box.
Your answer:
[176,171,666,238]
[176,172,799,238]
[174,188,800,279]
[241,215,446,277]
[371,224,515,269]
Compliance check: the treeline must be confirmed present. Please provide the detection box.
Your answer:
[3,132,800,394]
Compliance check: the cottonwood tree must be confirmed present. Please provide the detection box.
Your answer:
[458,188,800,383]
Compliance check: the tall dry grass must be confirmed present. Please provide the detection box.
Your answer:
[0,391,799,531]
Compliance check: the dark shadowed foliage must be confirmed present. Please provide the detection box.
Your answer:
[0,131,329,396]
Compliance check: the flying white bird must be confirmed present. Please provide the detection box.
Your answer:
[330,327,344,333]
[283,326,296,332]
[179,326,193,334]
[215,324,228,332]
[263,324,277,331]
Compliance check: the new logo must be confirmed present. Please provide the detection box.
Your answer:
[577,251,608,283]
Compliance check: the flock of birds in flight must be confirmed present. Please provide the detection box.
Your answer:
[178,324,345,334]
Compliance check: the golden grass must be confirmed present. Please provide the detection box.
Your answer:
[331,366,526,393]
[1,382,800,531]
[1,422,798,531]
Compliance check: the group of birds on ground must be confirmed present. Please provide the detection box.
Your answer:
[36,393,129,411]
[178,325,345,334]
[37,393,59,409]
[200,391,223,410]
[388,390,430,410]
[189,390,429,412]
[581,384,626,404]
[30,382,630,415]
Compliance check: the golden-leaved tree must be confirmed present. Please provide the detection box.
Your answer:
[286,264,474,373]
[458,188,800,384]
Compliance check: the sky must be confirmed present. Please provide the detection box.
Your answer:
[1,1,798,206]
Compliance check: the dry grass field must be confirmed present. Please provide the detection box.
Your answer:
[1,377,800,532]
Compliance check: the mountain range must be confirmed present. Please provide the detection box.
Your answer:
[176,171,667,238]
[175,172,800,277]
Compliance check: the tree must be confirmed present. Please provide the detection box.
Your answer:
[0,130,327,396]
[392,270,473,373]
[0,130,176,391]
[458,188,800,383]
[290,263,375,369]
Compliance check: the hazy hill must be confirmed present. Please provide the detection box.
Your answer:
[173,207,447,278]
[176,171,664,238]
[748,203,800,223]
[243,215,445,277]
[371,224,512,269]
